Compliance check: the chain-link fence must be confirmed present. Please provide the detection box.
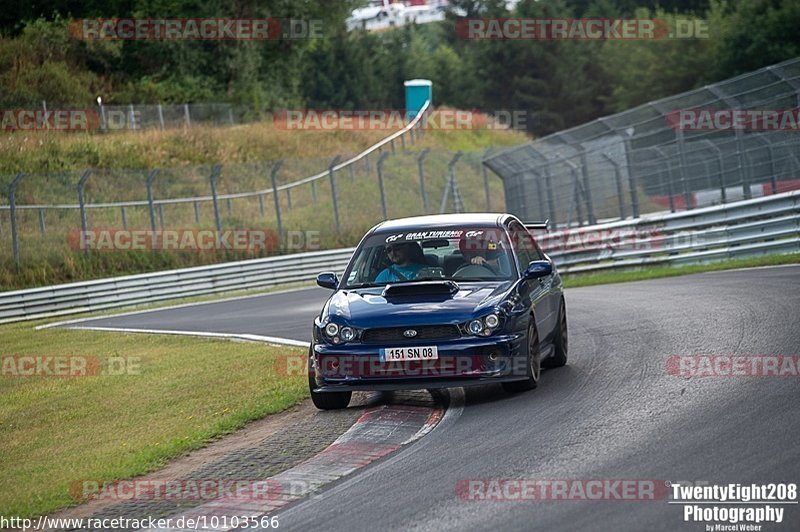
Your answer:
[0,114,505,271]
[98,103,253,130]
[29,102,252,131]
[484,58,800,228]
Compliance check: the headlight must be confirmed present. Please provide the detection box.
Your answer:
[325,323,339,337]
[484,313,500,329]
[340,327,355,342]
[468,319,484,335]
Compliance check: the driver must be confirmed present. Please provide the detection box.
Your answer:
[375,241,426,282]
[459,236,500,271]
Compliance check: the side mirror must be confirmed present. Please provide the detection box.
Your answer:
[316,272,339,290]
[523,260,552,280]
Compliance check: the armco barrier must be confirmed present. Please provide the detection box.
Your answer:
[542,189,799,273]
[0,191,798,324]
[0,248,354,324]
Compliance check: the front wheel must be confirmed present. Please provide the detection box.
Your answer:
[543,298,568,369]
[502,322,540,393]
[308,350,351,410]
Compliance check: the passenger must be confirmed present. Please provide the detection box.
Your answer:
[375,241,426,282]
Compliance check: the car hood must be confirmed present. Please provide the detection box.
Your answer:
[323,281,515,327]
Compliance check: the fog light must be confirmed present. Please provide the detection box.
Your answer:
[468,319,484,335]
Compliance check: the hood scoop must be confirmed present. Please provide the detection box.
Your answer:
[382,280,459,299]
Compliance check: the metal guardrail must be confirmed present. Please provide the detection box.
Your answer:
[0,248,354,324]
[0,191,797,324]
[541,190,800,273]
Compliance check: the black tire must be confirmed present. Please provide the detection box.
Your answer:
[308,350,351,410]
[543,298,568,369]
[502,321,540,393]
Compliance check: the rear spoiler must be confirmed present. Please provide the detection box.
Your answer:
[523,219,549,232]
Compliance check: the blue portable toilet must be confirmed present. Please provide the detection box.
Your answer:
[404,79,432,119]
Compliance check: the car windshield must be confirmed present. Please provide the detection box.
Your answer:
[344,227,516,287]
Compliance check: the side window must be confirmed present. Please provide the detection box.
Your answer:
[509,223,543,271]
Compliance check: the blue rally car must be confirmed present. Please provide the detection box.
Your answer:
[309,213,568,409]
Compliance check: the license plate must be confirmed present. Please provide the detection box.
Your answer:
[380,346,439,362]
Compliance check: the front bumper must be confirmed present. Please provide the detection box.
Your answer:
[310,333,528,392]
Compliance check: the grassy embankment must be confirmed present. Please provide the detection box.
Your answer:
[0,121,528,290]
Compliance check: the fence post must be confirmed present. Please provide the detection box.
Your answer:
[578,148,596,224]
[653,147,676,212]
[417,148,431,213]
[184,104,192,128]
[566,162,584,225]
[329,155,342,232]
[702,140,727,204]
[146,169,160,237]
[602,153,626,220]
[543,167,558,228]
[157,104,165,130]
[270,160,284,241]
[37,208,45,234]
[365,153,371,176]
[128,104,137,131]
[286,189,292,211]
[482,147,493,210]
[209,164,223,233]
[676,129,693,210]
[77,169,92,254]
[377,152,390,220]
[440,152,463,213]
[120,206,126,230]
[9,173,25,266]
[99,103,107,131]
[158,204,165,228]
[226,198,233,217]
[258,194,265,216]
[311,181,317,203]
[194,201,201,223]
[533,172,546,221]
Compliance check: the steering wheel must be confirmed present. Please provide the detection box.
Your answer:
[453,263,496,278]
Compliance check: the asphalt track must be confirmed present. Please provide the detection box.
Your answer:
[57,266,800,531]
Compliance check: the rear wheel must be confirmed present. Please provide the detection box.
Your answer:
[308,349,351,410]
[502,322,540,393]
[543,298,568,368]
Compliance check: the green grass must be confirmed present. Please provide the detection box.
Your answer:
[561,253,800,288]
[0,320,308,518]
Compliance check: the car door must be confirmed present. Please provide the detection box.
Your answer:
[508,222,555,340]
